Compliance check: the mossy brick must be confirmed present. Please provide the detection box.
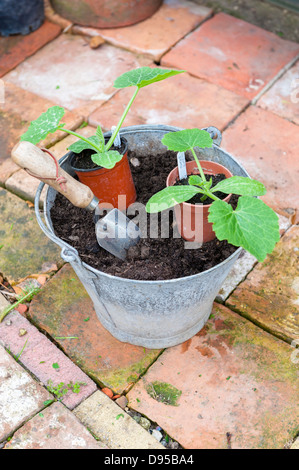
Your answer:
[0,189,62,284]
[226,225,299,344]
[161,13,299,99]
[0,20,61,78]
[127,303,299,449]
[28,264,161,394]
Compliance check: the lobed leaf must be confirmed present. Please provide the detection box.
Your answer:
[162,128,213,152]
[146,186,202,213]
[208,196,280,262]
[188,175,203,186]
[114,67,185,89]
[211,176,266,196]
[91,150,123,169]
[20,106,65,144]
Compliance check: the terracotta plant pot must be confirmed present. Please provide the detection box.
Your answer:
[166,160,233,243]
[69,137,136,210]
[50,0,163,28]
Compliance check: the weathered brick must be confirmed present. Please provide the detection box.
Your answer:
[89,0,212,61]
[222,105,299,223]
[161,13,299,99]
[74,390,164,449]
[0,345,51,442]
[0,311,97,409]
[0,21,61,78]
[89,71,248,131]
[0,189,62,284]
[127,303,299,449]
[5,401,105,449]
[4,35,152,118]
[28,264,161,393]
[226,225,299,344]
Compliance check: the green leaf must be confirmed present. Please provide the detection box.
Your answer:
[211,176,266,196]
[68,135,100,153]
[208,196,280,262]
[188,175,203,186]
[52,362,60,369]
[91,150,123,169]
[146,186,202,213]
[162,128,213,152]
[20,106,65,144]
[114,67,185,89]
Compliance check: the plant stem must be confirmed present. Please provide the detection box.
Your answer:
[191,148,207,182]
[60,128,102,153]
[105,87,139,151]
[0,289,38,323]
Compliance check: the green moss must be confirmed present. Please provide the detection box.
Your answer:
[145,381,182,406]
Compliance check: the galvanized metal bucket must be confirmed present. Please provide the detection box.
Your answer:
[35,125,249,349]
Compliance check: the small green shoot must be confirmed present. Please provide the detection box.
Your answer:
[116,413,124,420]
[46,380,87,400]
[52,362,59,369]
[0,284,41,323]
[146,128,280,262]
[21,67,184,170]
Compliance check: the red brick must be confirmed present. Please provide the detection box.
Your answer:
[4,35,152,118]
[0,82,83,186]
[0,20,61,78]
[161,13,299,99]
[127,303,299,449]
[28,264,161,394]
[90,0,212,61]
[89,71,248,131]
[221,105,299,222]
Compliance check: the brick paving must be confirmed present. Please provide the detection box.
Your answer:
[161,13,299,99]
[0,4,298,450]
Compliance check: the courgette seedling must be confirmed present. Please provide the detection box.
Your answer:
[146,128,280,262]
[20,67,184,169]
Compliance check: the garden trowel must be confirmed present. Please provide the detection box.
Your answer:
[11,141,140,260]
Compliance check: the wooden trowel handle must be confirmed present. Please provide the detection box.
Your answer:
[11,141,99,210]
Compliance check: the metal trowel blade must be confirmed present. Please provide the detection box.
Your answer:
[95,208,140,260]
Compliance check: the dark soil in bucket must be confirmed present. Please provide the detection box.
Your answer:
[50,150,239,281]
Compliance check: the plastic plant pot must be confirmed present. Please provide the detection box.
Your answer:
[50,0,163,28]
[0,0,44,36]
[166,160,233,243]
[69,137,136,210]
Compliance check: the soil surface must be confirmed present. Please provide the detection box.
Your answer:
[190,0,299,43]
[50,150,239,281]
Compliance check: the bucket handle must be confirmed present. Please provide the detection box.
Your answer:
[206,126,222,147]
[34,180,81,263]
